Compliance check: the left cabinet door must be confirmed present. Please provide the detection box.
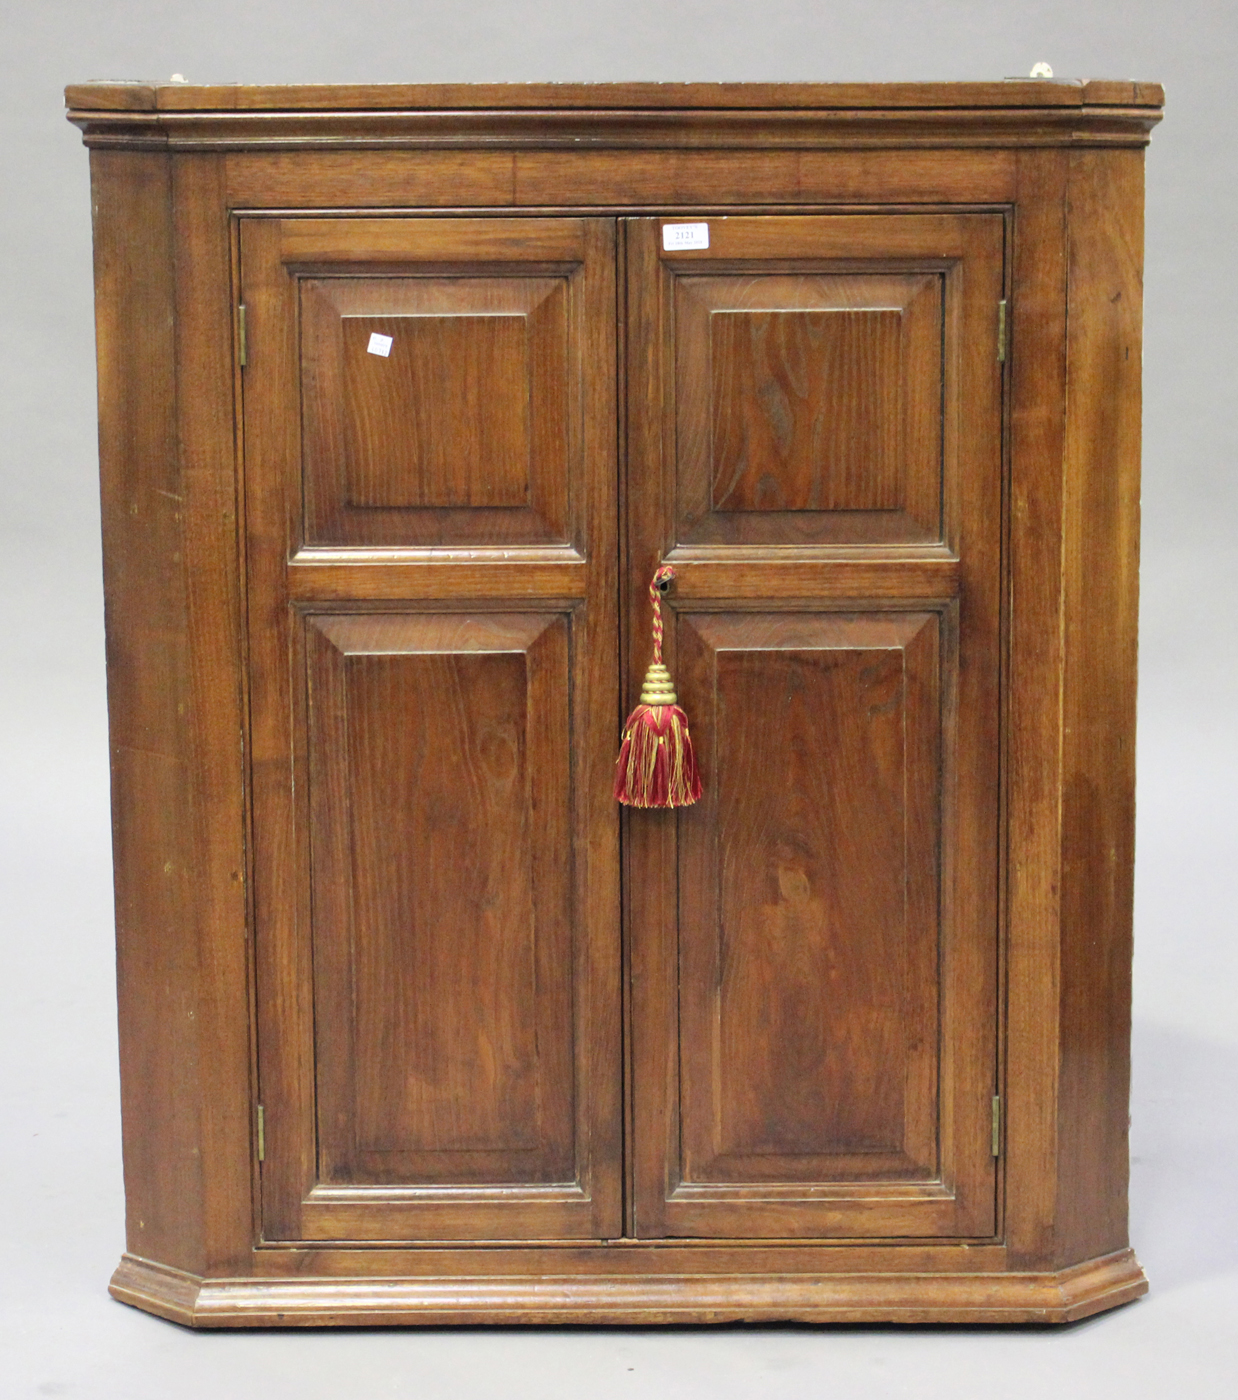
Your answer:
[239,216,622,1243]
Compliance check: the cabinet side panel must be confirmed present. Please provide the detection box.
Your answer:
[1004,150,1068,1269]
[91,150,206,1272]
[1057,149,1145,1265]
[91,150,251,1276]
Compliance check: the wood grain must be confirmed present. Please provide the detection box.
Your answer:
[339,310,531,508]
[91,148,254,1278]
[280,216,588,265]
[301,277,560,539]
[66,80,1166,113]
[1003,150,1070,1268]
[108,1247,1149,1327]
[72,82,1156,1326]
[66,112,1163,158]
[64,82,1163,157]
[91,148,207,1275]
[288,218,596,549]
[709,305,904,512]
[306,614,572,1187]
[673,261,942,543]
[1055,148,1145,1267]
[678,613,941,1181]
[223,148,1018,212]
[626,210,1003,1242]
[241,213,623,1242]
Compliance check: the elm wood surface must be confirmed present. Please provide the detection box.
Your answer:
[69,82,1158,1325]
[676,613,943,1185]
[109,1247,1149,1327]
[707,300,908,513]
[90,150,207,1274]
[66,79,1166,112]
[999,147,1147,1271]
[625,212,1002,1241]
[63,79,1163,155]
[292,218,588,547]
[222,149,1026,211]
[66,110,1162,154]
[240,211,622,1242]
[305,284,542,511]
[90,150,255,1279]
[305,613,574,1187]
[678,270,941,540]
[660,214,986,550]
[1055,149,1145,1266]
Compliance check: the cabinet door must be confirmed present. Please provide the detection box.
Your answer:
[625,214,1004,1239]
[241,216,622,1242]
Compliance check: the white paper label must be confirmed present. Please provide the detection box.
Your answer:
[367,332,393,357]
[662,222,710,251]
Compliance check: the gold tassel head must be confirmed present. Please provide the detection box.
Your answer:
[638,661,677,706]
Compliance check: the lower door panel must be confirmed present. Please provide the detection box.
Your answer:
[630,604,997,1239]
[262,607,622,1243]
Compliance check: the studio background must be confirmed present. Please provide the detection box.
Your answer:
[1,3,1234,1396]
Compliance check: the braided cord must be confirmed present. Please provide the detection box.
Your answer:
[649,564,675,666]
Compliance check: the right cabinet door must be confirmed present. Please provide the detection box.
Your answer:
[625,214,1004,1239]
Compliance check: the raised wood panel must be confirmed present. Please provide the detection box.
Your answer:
[337,309,532,508]
[709,306,903,512]
[300,275,567,545]
[629,598,997,1243]
[676,612,941,1186]
[306,613,573,1188]
[279,216,605,549]
[663,220,960,547]
[676,273,940,538]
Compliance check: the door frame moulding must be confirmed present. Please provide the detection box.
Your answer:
[110,1248,1150,1326]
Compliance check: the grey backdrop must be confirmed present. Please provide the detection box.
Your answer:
[2,3,1234,1396]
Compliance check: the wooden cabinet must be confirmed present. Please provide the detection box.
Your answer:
[68,79,1163,1325]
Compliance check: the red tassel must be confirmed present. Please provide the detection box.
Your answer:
[615,565,702,809]
[614,701,702,808]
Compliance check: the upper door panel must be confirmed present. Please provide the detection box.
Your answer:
[678,269,941,543]
[650,214,997,553]
[278,217,608,550]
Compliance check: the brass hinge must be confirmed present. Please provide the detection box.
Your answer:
[238,303,248,368]
[256,1104,265,1162]
[991,1095,1002,1157]
[997,299,1007,363]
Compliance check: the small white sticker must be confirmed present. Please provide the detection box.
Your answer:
[662,222,710,252]
[367,332,393,357]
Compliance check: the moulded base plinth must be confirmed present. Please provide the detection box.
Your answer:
[110,1248,1148,1327]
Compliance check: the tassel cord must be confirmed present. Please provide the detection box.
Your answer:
[649,563,675,668]
[614,563,702,809]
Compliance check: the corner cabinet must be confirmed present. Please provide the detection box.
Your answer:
[68,80,1162,1326]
